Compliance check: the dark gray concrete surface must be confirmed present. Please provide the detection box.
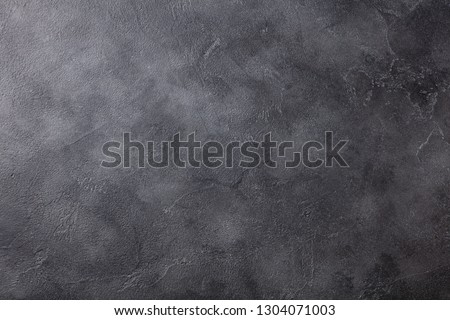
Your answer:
[0,0,449,299]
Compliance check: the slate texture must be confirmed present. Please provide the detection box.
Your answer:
[0,0,449,299]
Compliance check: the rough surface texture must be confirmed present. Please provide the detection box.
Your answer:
[1,0,450,299]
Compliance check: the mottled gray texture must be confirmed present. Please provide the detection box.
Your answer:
[1,0,449,299]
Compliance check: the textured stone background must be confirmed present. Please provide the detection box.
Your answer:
[1,0,450,299]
